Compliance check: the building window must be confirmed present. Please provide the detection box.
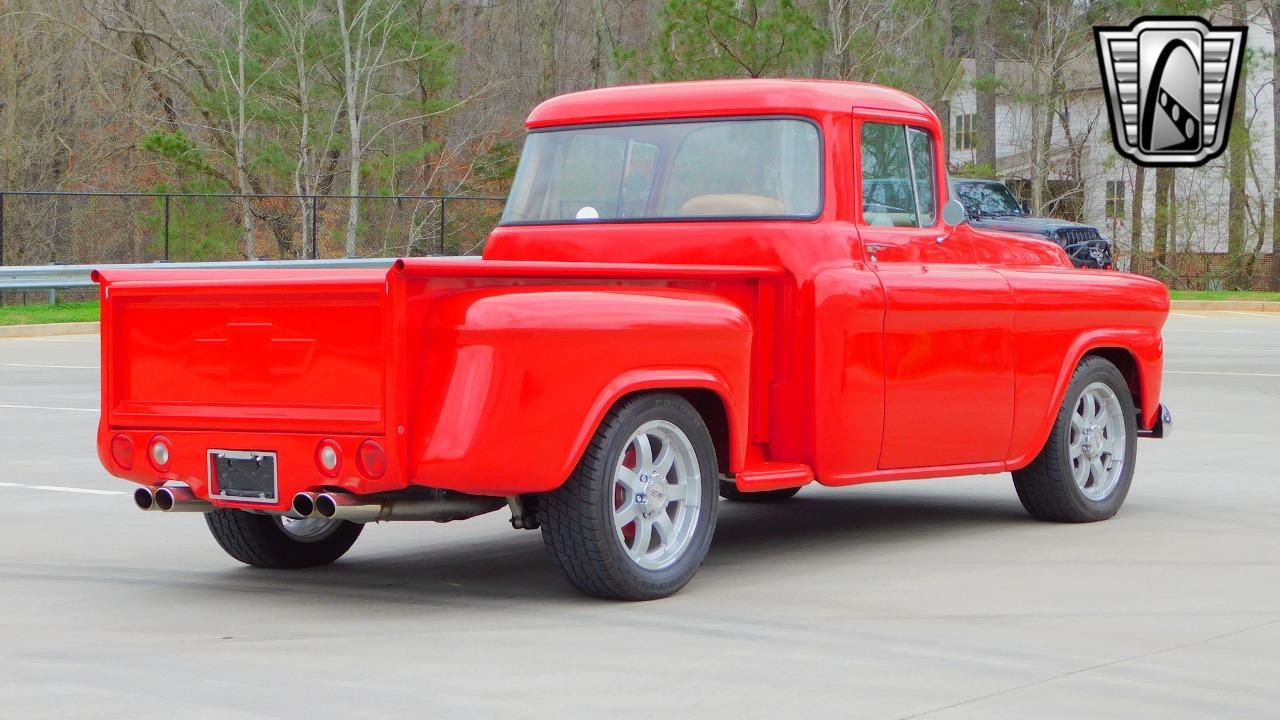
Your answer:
[1106,179,1126,219]
[953,113,975,150]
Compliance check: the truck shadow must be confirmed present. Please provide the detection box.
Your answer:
[199,487,1032,608]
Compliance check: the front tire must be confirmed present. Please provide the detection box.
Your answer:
[205,510,363,569]
[540,393,719,600]
[1013,356,1138,523]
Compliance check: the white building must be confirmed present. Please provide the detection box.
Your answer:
[941,10,1276,285]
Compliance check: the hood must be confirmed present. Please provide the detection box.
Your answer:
[968,215,1095,235]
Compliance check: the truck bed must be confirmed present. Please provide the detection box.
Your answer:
[95,259,781,507]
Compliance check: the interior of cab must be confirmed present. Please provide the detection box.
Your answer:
[860,121,937,229]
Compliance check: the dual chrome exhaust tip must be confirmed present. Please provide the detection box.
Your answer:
[133,485,211,512]
[290,491,371,521]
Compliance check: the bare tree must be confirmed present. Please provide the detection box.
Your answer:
[1224,0,1248,287]
[262,0,344,257]
[1266,0,1280,290]
[1130,165,1145,273]
[973,0,997,170]
[218,0,259,257]
[1153,168,1174,281]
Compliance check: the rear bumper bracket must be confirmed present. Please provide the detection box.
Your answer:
[1138,403,1172,439]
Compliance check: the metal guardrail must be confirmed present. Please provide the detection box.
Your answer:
[0,258,399,292]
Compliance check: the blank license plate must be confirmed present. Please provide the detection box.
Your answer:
[209,450,278,503]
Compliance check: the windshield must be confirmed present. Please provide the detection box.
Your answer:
[953,181,1023,216]
[501,118,821,224]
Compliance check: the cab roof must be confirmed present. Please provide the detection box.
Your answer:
[525,79,936,129]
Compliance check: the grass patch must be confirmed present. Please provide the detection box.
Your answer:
[1169,290,1280,302]
[0,302,100,326]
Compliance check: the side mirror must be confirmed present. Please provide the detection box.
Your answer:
[942,199,967,226]
[1020,201,1030,214]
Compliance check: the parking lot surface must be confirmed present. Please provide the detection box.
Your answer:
[1,311,1277,719]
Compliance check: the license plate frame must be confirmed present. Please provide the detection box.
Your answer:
[208,449,278,504]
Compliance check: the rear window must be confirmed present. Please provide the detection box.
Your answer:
[502,118,822,223]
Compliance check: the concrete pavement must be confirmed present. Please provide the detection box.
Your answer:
[0,312,1277,719]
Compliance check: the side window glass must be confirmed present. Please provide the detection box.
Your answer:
[663,120,820,217]
[559,134,627,219]
[907,128,936,226]
[618,141,659,218]
[860,122,917,227]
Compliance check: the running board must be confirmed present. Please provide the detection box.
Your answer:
[731,461,814,493]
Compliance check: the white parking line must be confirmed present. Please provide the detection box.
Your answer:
[0,482,125,496]
[0,336,97,343]
[1166,370,1280,378]
[1170,346,1280,351]
[1165,329,1280,334]
[1224,311,1280,319]
[0,363,99,369]
[0,403,97,413]
[1170,312,1208,319]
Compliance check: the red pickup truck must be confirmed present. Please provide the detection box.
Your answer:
[96,80,1171,600]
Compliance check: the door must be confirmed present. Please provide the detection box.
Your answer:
[857,119,1016,469]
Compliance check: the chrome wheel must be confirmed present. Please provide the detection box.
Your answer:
[612,419,703,571]
[1069,381,1127,501]
[276,515,344,542]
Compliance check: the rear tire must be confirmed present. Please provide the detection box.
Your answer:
[719,481,800,503]
[205,510,363,569]
[1013,356,1137,523]
[540,393,719,600]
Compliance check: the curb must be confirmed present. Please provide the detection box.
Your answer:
[1171,300,1280,312]
[0,321,101,338]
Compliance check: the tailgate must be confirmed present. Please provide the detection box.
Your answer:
[98,269,390,434]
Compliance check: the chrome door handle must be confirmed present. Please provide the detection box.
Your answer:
[866,242,891,254]
[935,235,947,244]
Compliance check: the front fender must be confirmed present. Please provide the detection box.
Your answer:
[406,288,753,495]
[1006,328,1163,470]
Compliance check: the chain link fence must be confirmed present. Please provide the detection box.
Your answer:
[0,191,506,267]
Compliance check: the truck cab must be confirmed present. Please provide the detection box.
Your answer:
[97,80,1170,600]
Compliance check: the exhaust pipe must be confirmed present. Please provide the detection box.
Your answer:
[154,486,213,513]
[314,491,505,523]
[291,492,322,518]
[134,486,159,511]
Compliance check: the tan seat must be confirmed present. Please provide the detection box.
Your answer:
[680,194,785,216]
[864,211,917,227]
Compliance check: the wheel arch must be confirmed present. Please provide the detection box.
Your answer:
[1007,331,1162,471]
[568,372,743,481]
[1083,346,1143,411]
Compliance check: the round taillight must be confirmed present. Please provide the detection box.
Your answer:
[110,434,134,470]
[356,440,387,479]
[315,439,342,477]
[147,435,172,472]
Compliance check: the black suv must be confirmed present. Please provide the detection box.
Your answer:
[950,179,1113,269]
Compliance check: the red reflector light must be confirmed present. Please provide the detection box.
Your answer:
[111,434,134,470]
[316,439,342,477]
[356,440,387,479]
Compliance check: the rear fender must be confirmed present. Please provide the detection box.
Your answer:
[406,287,753,495]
